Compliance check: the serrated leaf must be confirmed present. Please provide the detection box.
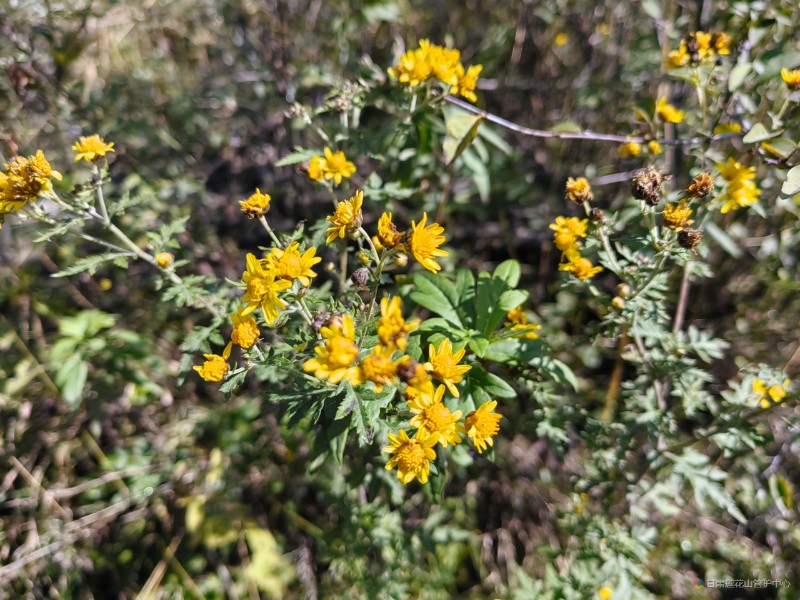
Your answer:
[52,251,133,278]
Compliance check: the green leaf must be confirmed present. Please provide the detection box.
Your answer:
[760,136,796,158]
[410,272,463,326]
[455,269,476,325]
[641,0,662,19]
[498,289,529,312]
[244,528,294,597]
[494,260,521,287]
[728,62,752,92]
[528,356,579,390]
[467,337,490,358]
[477,123,512,155]
[467,365,516,399]
[52,252,133,278]
[275,147,318,167]
[443,112,483,165]
[742,123,776,144]
[705,221,743,258]
[781,165,800,196]
[548,120,582,134]
[55,354,88,405]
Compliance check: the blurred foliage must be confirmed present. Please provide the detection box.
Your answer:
[2,0,800,599]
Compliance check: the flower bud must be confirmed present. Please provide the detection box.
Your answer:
[611,296,625,311]
[678,227,702,251]
[615,283,631,298]
[156,252,174,268]
[590,207,606,223]
[351,267,370,288]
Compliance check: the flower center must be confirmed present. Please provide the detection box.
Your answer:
[466,412,500,437]
[432,354,456,377]
[280,254,302,278]
[247,276,269,301]
[327,337,359,368]
[423,403,453,433]
[395,441,426,473]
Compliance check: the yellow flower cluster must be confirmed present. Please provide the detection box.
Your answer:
[325,190,449,274]
[505,305,541,339]
[550,214,602,280]
[667,31,731,69]
[308,147,356,186]
[716,157,760,214]
[384,336,503,484]
[753,378,790,409]
[388,40,483,102]
[0,150,61,229]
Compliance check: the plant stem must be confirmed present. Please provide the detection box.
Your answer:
[672,261,692,333]
[258,216,282,247]
[93,164,110,225]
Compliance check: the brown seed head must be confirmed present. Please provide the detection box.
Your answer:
[351,267,370,288]
[590,207,606,223]
[678,227,703,251]
[685,171,715,198]
[632,167,668,206]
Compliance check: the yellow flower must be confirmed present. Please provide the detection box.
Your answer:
[661,200,694,230]
[781,67,800,91]
[598,587,614,600]
[408,383,465,447]
[549,216,588,253]
[691,31,713,60]
[713,122,742,135]
[230,310,260,349]
[464,400,502,453]
[383,429,439,485]
[425,338,471,397]
[72,134,115,163]
[554,32,569,47]
[753,378,790,409]
[303,313,363,386]
[155,252,174,268]
[239,189,271,219]
[450,63,482,103]
[716,157,760,214]
[307,155,326,182]
[409,212,448,273]
[559,250,603,280]
[388,41,434,87]
[565,177,593,204]
[647,140,663,155]
[429,43,462,85]
[241,253,292,324]
[377,212,404,249]
[656,97,685,123]
[711,32,731,55]
[360,346,400,391]
[378,296,419,351]
[618,141,641,157]
[2,151,62,205]
[194,344,232,383]
[264,242,321,287]
[667,41,689,69]
[326,190,363,244]
[505,306,541,339]
[399,357,434,400]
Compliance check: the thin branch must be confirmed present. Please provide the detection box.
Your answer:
[443,95,742,145]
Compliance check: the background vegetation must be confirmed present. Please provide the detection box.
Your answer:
[1,0,799,598]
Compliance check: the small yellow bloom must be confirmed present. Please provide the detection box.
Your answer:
[781,67,800,91]
[72,134,115,163]
[408,212,448,273]
[716,157,760,214]
[667,41,690,69]
[408,384,465,447]
[239,188,271,219]
[450,63,482,103]
[619,141,641,157]
[378,296,419,351]
[565,177,593,204]
[99,278,113,291]
[307,148,356,185]
[753,378,790,409]
[505,306,541,339]
[303,313,363,386]
[554,32,569,47]
[388,41,434,87]
[383,429,439,485]
[711,32,731,55]
[155,252,174,268]
[193,344,232,383]
[425,338,471,398]
[714,122,742,135]
[661,200,694,230]
[656,97,685,123]
[399,357,434,400]
[598,587,613,600]
[230,311,260,349]
[326,190,363,244]
[377,212,404,249]
[549,216,588,254]
[360,346,400,391]
[464,400,502,453]
[241,253,292,324]
[647,140,663,155]
[264,242,321,287]
[559,250,603,280]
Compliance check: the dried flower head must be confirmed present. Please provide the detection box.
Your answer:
[678,227,702,251]
[632,167,667,206]
[351,267,370,288]
[685,172,715,198]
